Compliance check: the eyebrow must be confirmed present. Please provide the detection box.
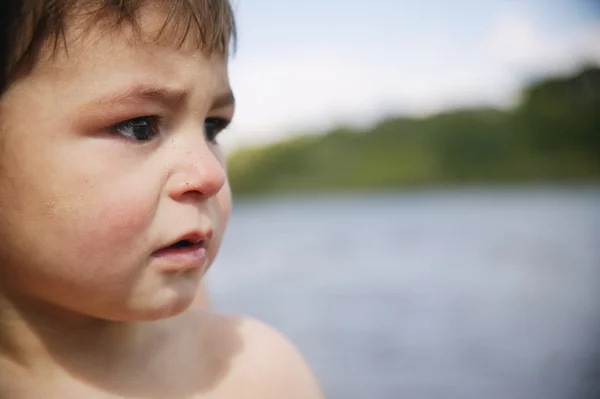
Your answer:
[84,84,235,111]
[85,84,188,109]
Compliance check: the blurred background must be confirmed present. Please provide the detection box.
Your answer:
[206,0,600,398]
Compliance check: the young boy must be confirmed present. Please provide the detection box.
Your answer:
[0,1,324,398]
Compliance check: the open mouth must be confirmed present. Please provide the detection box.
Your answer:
[169,239,197,249]
[165,238,205,251]
[152,230,210,260]
[151,235,208,269]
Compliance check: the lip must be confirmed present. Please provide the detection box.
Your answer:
[152,231,211,272]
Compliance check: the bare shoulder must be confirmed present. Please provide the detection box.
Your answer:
[235,316,324,396]
[196,311,325,399]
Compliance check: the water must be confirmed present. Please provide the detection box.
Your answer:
[205,186,600,399]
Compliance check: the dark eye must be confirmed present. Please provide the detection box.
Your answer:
[204,117,230,144]
[112,116,161,142]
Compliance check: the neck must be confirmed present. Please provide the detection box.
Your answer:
[0,291,145,376]
[0,290,197,398]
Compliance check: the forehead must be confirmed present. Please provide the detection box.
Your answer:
[26,5,231,97]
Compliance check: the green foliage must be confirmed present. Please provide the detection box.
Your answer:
[227,66,600,197]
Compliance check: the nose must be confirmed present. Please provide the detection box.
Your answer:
[167,136,227,201]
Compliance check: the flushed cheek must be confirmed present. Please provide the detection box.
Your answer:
[217,181,232,226]
[206,182,232,267]
[44,189,158,276]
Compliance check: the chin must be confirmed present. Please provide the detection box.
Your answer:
[104,285,198,322]
[114,299,192,322]
[138,302,192,321]
[147,293,198,321]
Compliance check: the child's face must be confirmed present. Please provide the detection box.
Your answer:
[0,12,234,321]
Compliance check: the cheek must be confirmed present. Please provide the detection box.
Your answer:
[0,179,159,296]
[33,144,163,266]
[207,181,232,264]
[216,150,232,226]
[9,157,161,282]
[219,181,232,226]
[54,189,157,263]
[30,190,158,296]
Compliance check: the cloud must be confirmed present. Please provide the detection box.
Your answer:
[484,11,600,76]
[221,9,600,152]
[485,13,560,69]
[223,46,405,150]
[222,36,501,151]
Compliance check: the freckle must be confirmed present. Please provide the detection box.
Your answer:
[43,201,56,214]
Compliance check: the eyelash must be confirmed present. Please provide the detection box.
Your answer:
[111,116,230,144]
[204,117,231,143]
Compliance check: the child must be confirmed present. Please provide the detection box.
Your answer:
[0,1,324,398]
[194,281,212,310]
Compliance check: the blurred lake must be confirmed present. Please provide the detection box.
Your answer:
[206,186,600,399]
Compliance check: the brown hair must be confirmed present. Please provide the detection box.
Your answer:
[0,0,237,96]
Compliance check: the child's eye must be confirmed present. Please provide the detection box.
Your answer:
[204,117,230,144]
[112,116,161,142]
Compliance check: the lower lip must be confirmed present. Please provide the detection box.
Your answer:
[151,243,208,272]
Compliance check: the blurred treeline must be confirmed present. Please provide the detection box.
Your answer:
[227,65,600,196]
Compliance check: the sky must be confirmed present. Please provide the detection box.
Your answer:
[220,0,600,151]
